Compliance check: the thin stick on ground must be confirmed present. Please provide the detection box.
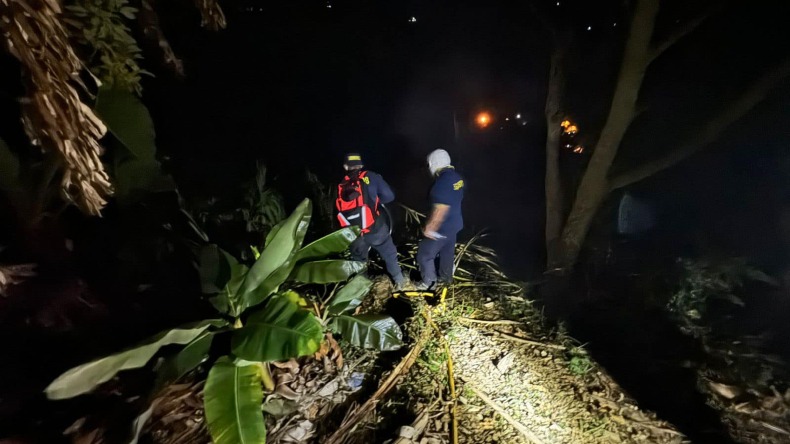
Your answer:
[464,381,547,444]
[458,317,523,326]
[490,330,567,350]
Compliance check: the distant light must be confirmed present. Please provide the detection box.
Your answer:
[587,26,592,31]
[521,122,527,126]
[573,146,585,153]
[505,117,510,121]
[560,119,571,128]
[613,22,617,27]
[475,112,492,128]
[516,113,522,119]
[327,4,332,8]
[409,16,417,22]
[556,2,560,5]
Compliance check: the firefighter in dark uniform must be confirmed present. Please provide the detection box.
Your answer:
[416,149,465,290]
[336,153,407,290]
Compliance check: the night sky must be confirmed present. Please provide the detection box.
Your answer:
[139,0,790,278]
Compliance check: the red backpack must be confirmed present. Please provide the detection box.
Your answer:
[336,171,380,234]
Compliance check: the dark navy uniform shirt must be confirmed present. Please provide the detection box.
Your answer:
[361,170,395,205]
[430,167,464,235]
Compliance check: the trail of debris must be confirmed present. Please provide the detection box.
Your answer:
[381,288,688,444]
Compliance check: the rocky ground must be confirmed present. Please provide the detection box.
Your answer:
[377,285,686,444]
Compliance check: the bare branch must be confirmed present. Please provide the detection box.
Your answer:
[609,58,790,191]
[648,14,708,64]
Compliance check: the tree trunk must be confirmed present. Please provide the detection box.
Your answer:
[553,0,660,269]
[544,46,567,266]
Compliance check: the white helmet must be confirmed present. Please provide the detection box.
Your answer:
[427,149,452,175]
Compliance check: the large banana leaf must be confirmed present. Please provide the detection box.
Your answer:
[293,227,358,263]
[45,320,224,400]
[327,275,373,316]
[204,357,266,444]
[231,294,322,362]
[95,86,155,159]
[236,199,312,312]
[95,86,174,198]
[199,244,233,294]
[154,332,216,388]
[264,220,283,248]
[200,246,249,317]
[331,315,403,351]
[291,259,366,284]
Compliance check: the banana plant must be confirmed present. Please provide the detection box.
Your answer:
[319,274,404,351]
[45,198,367,444]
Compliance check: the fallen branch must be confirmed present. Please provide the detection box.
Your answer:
[464,381,547,444]
[758,420,790,437]
[490,330,567,351]
[590,394,684,437]
[324,318,432,444]
[458,317,522,326]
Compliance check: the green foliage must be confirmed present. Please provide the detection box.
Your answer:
[65,0,149,94]
[326,274,372,316]
[242,162,286,236]
[45,198,372,444]
[236,199,312,311]
[94,86,174,201]
[195,162,287,259]
[668,258,777,338]
[45,320,224,400]
[294,227,358,263]
[154,332,216,388]
[204,358,266,444]
[568,354,593,377]
[291,259,367,284]
[330,314,404,351]
[231,293,323,362]
[312,274,404,351]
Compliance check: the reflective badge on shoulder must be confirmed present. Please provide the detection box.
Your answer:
[453,180,464,190]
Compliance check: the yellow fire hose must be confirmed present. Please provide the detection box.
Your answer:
[422,290,459,444]
[392,291,436,299]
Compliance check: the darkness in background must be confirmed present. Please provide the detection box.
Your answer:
[1,0,785,278]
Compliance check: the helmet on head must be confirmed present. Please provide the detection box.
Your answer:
[427,149,452,175]
[343,153,364,168]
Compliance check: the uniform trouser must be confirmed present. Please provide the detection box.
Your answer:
[349,224,404,284]
[417,232,457,286]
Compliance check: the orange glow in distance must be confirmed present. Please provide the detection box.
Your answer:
[476,112,492,128]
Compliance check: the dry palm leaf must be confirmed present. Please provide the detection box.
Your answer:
[193,0,225,31]
[0,0,113,215]
[0,263,36,296]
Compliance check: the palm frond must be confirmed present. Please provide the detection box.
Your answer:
[0,262,36,296]
[1,0,113,215]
